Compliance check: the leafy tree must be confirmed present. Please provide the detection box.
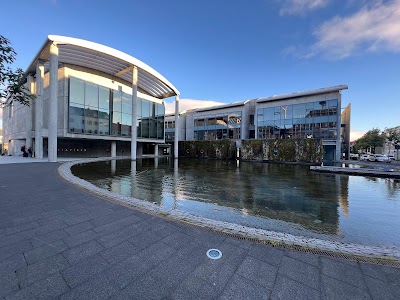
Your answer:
[385,127,400,154]
[0,35,34,107]
[353,128,385,153]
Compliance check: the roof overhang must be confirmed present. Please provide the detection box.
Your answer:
[256,85,348,103]
[26,35,179,99]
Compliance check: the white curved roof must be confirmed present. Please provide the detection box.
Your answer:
[26,35,179,98]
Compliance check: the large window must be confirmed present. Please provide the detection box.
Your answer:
[257,100,338,140]
[68,77,164,139]
[193,111,242,140]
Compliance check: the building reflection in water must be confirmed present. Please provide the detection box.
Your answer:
[72,158,400,242]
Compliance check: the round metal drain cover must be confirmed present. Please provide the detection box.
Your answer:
[206,249,222,260]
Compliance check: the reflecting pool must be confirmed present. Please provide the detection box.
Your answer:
[72,158,400,247]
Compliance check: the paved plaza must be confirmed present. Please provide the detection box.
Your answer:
[0,160,399,299]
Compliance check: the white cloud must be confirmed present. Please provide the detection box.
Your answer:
[350,130,366,142]
[279,0,329,15]
[164,99,226,114]
[309,0,400,59]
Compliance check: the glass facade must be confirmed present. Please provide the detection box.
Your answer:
[257,100,338,140]
[68,77,164,139]
[194,111,241,140]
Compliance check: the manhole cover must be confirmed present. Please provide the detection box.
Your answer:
[206,249,222,260]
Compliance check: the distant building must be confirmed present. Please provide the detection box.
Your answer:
[166,85,349,161]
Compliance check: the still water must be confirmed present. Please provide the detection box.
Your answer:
[72,158,400,247]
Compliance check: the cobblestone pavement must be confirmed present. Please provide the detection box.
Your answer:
[1,162,399,300]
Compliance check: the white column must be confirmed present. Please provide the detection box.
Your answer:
[336,93,342,161]
[26,75,34,151]
[174,95,179,159]
[48,43,59,162]
[35,61,44,159]
[111,141,116,157]
[131,66,138,161]
[154,144,159,157]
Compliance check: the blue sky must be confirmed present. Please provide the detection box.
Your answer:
[1,0,399,140]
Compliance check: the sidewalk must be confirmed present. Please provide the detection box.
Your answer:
[0,156,86,164]
[0,163,399,299]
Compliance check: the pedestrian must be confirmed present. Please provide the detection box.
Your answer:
[28,147,33,157]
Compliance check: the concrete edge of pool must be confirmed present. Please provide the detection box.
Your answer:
[58,157,400,263]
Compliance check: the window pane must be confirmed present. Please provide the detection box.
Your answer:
[112,112,122,135]
[113,91,122,112]
[121,113,131,136]
[141,119,150,138]
[137,98,142,118]
[70,78,85,105]
[121,92,132,114]
[142,100,150,118]
[293,104,306,118]
[157,118,164,139]
[85,82,98,108]
[84,106,98,134]
[69,103,84,133]
[263,108,274,120]
[99,86,110,110]
[150,119,157,138]
[99,108,110,135]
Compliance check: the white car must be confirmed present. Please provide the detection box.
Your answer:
[388,155,396,161]
[359,154,370,161]
[371,154,391,163]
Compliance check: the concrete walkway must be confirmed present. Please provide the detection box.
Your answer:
[0,163,399,300]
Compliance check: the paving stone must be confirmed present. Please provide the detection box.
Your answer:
[321,257,367,290]
[59,272,118,300]
[62,240,104,264]
[271,274,320,300]
[0,230,36,249]
[160,230,194,250]
[381,265,400,286]
[0,273,19,299]
[63,229,99,248]
[110,275,174,300]
[24,240,68,265]
[171,275,220,300]
[31,229,69,248]
[16,254,69,288]
[278,255,320,290]
[64,221,95,236]
[360,263,389,281]
[219,274,270,300]
[247,243,284,267]
[236,256,278,289]
[6,273,70,300]
[128,230,163,250]
[365,275,400,300]
[96,223,142,248]
[322,274,373,300]
[224,236,254,250]
[100,241,140,264]
[34,219,68,235]
[0,254,27,276]
[61,254,109,288]
[2,221,40,236]
[285,249,320,267]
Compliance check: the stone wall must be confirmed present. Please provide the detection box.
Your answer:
[179,140,236,159]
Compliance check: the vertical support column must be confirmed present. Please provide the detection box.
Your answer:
[48,43,59,162]
[35,61,44,159]
[174,95,179,159]
[131,66,138,161]
[154,144,159,157]
[26,75,34,151]
[111,141,116,157]
[336,93,342,161]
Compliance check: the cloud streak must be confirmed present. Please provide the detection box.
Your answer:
[293,0,400,59]
[279,0,329,15]
[165,99,226,114]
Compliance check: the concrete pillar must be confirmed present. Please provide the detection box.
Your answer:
[35,61,44,159]
[336,93,342,161]
[111,141,116,157]
[111,159,116,175]
[131,66,138,161]
[26,75,34,151]
[174,95,179,159]
[48,43,58,162]
[154,144,159,157]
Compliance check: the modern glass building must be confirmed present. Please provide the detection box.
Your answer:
[2,35,180,161]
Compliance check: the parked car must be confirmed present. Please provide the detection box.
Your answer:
[359,154,370,161]
[350,153,359,160]
[388,155,396,161]
[370,154,391,163]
